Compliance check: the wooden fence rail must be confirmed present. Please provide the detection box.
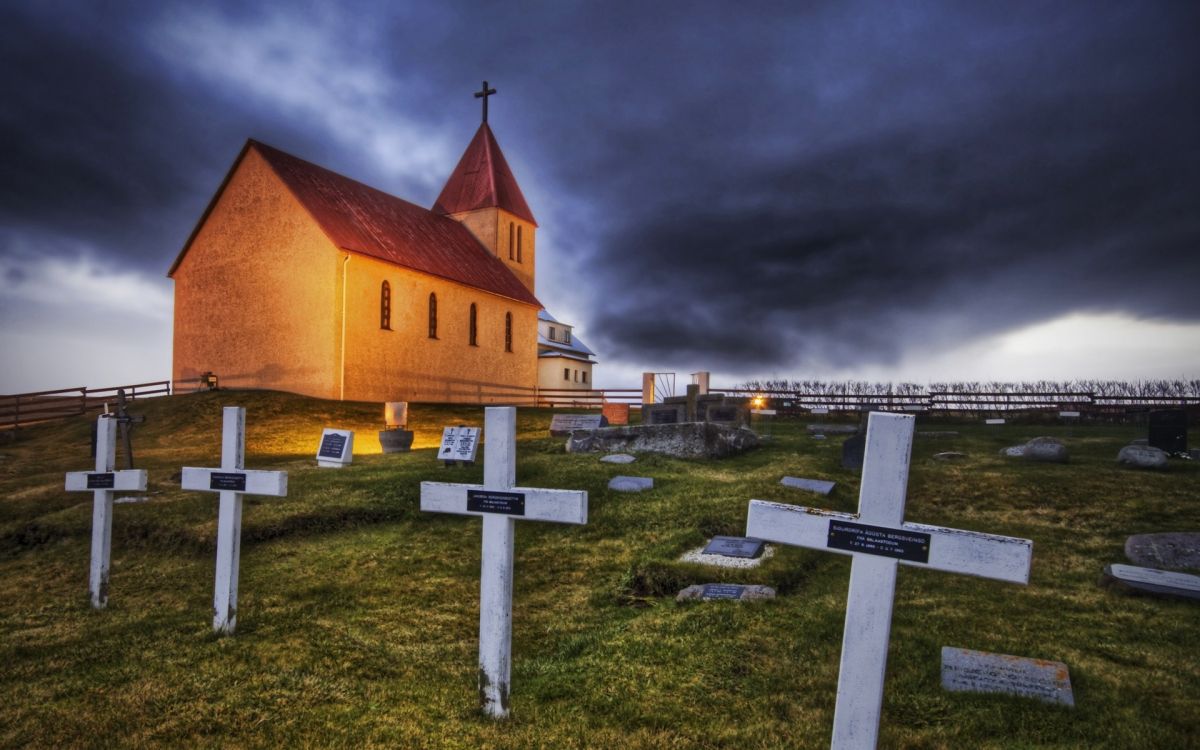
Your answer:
[0,380,172,431]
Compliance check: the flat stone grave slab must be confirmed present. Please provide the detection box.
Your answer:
[1059,411,1081,418]
[933,452,967,461]
[676,583,776,602]
[807,423,858,434]
[702,535,765,558]
[985,418,1006,425]
[941,647,1074,707]
[599,453,636,464]
[608,475,653,492]
[1101,563,1200,600]
[549,413,606,437]
[1125,532,1200,570]
[679,544,776,569]
[781,476,836,495]
[811,434,827,440]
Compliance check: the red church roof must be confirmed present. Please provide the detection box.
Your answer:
[170,140,540,307]
[433,123,537,225]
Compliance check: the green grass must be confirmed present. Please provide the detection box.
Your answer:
[0,390,1197,748]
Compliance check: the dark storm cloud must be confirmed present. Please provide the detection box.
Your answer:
[1,0,1197,377]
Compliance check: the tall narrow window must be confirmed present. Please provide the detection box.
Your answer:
[582,371,588,385]
[548,325,557,342]
[517,226,523,263]
[508,222,515,260]
[428,293,438,338]
[469,303,478,346]
[563,368,570,381]
[380,281,392,330]
[504,312,513,352]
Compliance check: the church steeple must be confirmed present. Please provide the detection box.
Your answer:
[433,87,537,295]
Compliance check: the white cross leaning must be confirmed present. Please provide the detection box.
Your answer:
[421,406,588,719]
[746,412,1033,750]
[181,407,287,634]
[65,415,148,609]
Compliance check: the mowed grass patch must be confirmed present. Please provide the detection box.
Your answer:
[0,390,1197,748]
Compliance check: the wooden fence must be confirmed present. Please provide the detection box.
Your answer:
[1,380,172,431]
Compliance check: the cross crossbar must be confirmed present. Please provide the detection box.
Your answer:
[420,483,586,525]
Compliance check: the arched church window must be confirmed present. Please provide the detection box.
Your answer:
[428,293,438,339]
[517,226,523,263]
[380,281,392,330]
[469,304,478,346]
[505,312,513,352]
[509,223,515,260]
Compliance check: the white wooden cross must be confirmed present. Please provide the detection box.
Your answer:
[64,415,147,609]
[180,407,287,634]
[746,412,1032,750]
[421,406,588,718]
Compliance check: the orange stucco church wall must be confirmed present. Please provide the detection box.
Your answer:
[172,149,340,397]
[172,148,540,404]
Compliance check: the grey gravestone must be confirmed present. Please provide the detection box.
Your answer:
[608,475,654,492]
[599,453,636,464]
[781,476,835,495]
[1101,563,1200,600]
[1125,532,1200,571]
[1116,444,1169,470]
[1001,437,1067,463]
[379,429,414,453]
[1148,409,1188,454]
[702,535,765,558]
[842,432,866,470]
[643,403,686,425]
[549,413,607,437]
[567,422,759,459]
[676,584,776,602]
[941,647,1074,707]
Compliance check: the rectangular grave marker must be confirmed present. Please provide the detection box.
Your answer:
[701,583,745,600]
[439,425,480,464]
[643,403,685,425]
[811,407,830,414]
[941,646,1074,707]
[316,428,353,467]
[421,407,587,718]
[549,413,606,436]
[180,407,288,634]
[781,476,836,495]
[747,412,1032,749]
[64,416,147,608]
[1101,563,1200,600]
[1059,411,1080,418]
[985,418,1006,425]
[702,535,765,558]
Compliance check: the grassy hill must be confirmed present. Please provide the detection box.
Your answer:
[1,390,1197,748]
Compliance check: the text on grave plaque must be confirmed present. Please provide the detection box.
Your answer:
[86,473,115,489]
[467,489,526,516]
[210,472,248,491]
[827,519,931,563]
[318,433,347,459]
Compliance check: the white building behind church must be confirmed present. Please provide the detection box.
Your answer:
[537,310,597,391]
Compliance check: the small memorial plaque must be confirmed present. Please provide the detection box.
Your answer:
[702,535,765,558]
[210,472,247,492]
[467,489,526,516]
[942,647,1074,707]
[701,583,745,600]
[1102,563,1200,600]
[985,418,1006,425]
[827,519,931,563]
[643,403,684,425]
[705,404,746,425]
[86,473,115,489]
[781,476,836,495]
[1059,411,1081,418]
[549,414,606,436]
[318,432,347,459]
[439,426,480,462]
[810,407,830,414]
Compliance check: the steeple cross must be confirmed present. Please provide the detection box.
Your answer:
[474,80,497,123]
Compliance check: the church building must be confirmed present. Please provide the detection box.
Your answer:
[169,103,582,404]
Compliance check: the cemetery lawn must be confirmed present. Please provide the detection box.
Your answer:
[1,390,1197,749]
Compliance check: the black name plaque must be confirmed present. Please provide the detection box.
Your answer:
[210,472,247,491]
[318,433,348,459]
[467,489,526,516]
[827,519,930,563]
[87,473,115,489]
[701,584,745,600]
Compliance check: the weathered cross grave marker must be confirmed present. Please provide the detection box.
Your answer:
[65,415,147,608]
[746,412,1033,749]
[421,407,587,718]
[181,407,287,634]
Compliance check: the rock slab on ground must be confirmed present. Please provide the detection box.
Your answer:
[1116,444,1169,470]
[566,423,759,459]
[781,476,836,495]
[1125,533,1200,571]
[1100,563,1200,601]
[933,452,968,461]
[1001,437,1068,463]
[806,423,858,434]
[608,476,653,492]
[676,584,776,602]
[599,453,636,464]
[941,646,1074,707]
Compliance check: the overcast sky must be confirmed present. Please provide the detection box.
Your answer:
[2,1,1198,393]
